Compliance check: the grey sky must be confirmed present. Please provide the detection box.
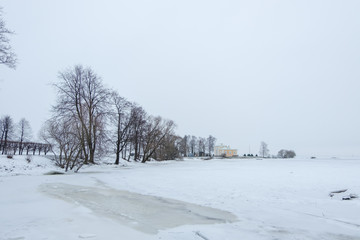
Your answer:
[0,0,359,157]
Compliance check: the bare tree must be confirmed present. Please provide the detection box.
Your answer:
[41,117,83,171]
[179,135,190,157]
[1,115,14,154]
[0,117,3,144]
[40,120,64,167]
[141,116,176,163]
[259,141,269,158]
[198,137,206,156]
[277,149,296,158]
[129,105,147,161]
[154,134,181,160]
[110,91,135,164]
[17,118,32,155]
[207,135,216,156]
[0,7,16,69]
[54,65,109,164]
[190,136,197,156]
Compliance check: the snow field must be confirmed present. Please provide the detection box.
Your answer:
[0,156,359,239]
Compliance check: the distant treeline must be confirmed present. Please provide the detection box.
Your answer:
[0,140,51,156]
[178,135,216,157]
[0,116,52,155]
[37,65,216,171]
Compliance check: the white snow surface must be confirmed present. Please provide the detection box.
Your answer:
[1,155,360,240]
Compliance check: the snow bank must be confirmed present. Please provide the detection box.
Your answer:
[0,155,59,176]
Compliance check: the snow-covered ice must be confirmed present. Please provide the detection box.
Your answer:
[1,156,360,240]
[39,182,237,234]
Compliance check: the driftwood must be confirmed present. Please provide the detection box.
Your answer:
[343,194,359,200]
[329,189,348,197]
[342,195,351,200]
[195,231,209,240]
[330,189,348,194]
[43,171,65,175]
[349,194,359,199]
[329,189,358,200]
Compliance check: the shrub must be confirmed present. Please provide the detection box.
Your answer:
[277,149,296,158]
[26,155,32,163]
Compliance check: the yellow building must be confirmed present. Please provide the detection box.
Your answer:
[214,144,238,157]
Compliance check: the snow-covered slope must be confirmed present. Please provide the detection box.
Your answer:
[0,156,359,240]
[0,155,59,176]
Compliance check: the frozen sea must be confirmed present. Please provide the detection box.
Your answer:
[0,155,359,240]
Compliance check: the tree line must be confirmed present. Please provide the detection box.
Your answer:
[258,141,296,158]
[0,116,50,155]
[39,65,216,171]
[178,135,216,157]
[0,5,217,170]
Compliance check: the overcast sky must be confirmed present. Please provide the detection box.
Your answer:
[0,0,359,157]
